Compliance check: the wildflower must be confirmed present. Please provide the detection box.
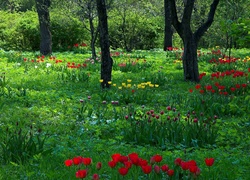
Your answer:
[102,101,107,104]
[99,79,103,83]
[189,89,193,93]
[205,158,215,166]
[108,81,112,84]
[127,79,132,83]
[118,167,129,176]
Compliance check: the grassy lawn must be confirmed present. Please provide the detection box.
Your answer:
[0,48,249,179]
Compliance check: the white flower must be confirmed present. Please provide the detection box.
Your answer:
[35,66,38,68]
[46,63,51,68]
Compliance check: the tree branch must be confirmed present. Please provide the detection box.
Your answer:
[194,0,220,42]
[168,0,183,38]
[181,0,195,27]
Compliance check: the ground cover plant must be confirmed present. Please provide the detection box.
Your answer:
[0,47,249,179]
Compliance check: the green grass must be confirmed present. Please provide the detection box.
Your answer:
[0,48,249,179]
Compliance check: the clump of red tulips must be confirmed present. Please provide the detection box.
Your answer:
[65,153,215,179]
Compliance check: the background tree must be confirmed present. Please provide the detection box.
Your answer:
[96,0,113,88]
[73,0,99,60]
[169,0,220,82]
[36,0,52,55]
[164,0,173,51]
[109,0,163,51]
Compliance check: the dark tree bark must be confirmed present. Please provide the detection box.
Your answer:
[164,0,173,51]
[169,0,220,82]
[96,0,113,88]
[36,0,52,55]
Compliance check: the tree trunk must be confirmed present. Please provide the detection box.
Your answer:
[169,0,220,82]
[36,0,52,56]
[164,0,173,51]
[182,36,199,82]
[89,18,98,60]
[96,0,113,88]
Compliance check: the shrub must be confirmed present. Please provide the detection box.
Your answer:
[109,10,162,51]
[0,10,90,51]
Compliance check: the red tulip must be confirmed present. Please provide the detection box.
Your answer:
[64,159,73,167]
[76,169,87,179]
[167,169,174,176]
[141,165,152,174]
[73,156,82,165]
[161,164,169,172]
[128,153,139,165]
[82,157,92,165]
[189,165,198,174]
[92,174,99,180]
[118,167,129,176]
[181,161,189,170]
[152,154,163,163]
[96,162,102,170]
[119,155,129,163]
[138,158,148,166]
[112,153,121,162]
[108,160,117,168]
[174,158,182,166]
[154,165,160,174]
[124,161,132,169]
[205,158,215,166]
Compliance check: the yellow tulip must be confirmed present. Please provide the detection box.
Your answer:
[99,79,103,83]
